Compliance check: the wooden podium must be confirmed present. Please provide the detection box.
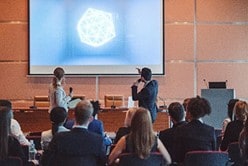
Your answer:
[201,89,235,129]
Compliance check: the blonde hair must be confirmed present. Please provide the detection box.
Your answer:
[124,107,137,127]
[233,100,248,122]
[129,107,155,159]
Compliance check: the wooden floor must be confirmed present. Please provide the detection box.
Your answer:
[14,109,170,133]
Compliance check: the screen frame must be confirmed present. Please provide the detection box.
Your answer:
[28,0,165,76]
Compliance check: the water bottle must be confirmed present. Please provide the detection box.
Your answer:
[28,140,36,161]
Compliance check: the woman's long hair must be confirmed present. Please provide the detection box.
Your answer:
[0,106,11,159]
[129,107,155,159]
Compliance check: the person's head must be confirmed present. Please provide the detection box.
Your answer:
[90,100,100,118]
[53,67,65,87]
[130,107,155,159]
[183,98,191,122]
[140,67,152,82]
[233,100,248,122]
[187,96,211,120]
[0,100,13,119]
[182,98,191,112]
[124,107,137,127]
[227,99,239,121]
[74,100,93,126]
[50,107,67,135]
[0,106,12,159]
[168,102,185,124]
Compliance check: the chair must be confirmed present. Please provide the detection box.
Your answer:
[118,152,166,166]
[104,95,124,108]
[184,150,229,166]
[228,142,243,166]
[33,96,49,109]
[0,156,23,166]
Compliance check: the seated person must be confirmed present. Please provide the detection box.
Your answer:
[64,100,112,146]
[114,107,137,144]
[159,102,187,162]
[109,107,171,165]
[173,96,216,163]
[0,99,31,146]
[0,106,27,164]
[221,99,239,137]
[41,107,69,150]
[41,100,106,166]
[220,100,248,151]
[239,116,248,165]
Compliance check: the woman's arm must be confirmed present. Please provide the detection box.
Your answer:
[55,88,71,107]
[108,136,126,165]
[157,138,172,165]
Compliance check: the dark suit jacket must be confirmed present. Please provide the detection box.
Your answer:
[159,121,187,162]
[173,120,216,163]
[220,120,244,151]
[41,127,106,166]
[131,80,158,122]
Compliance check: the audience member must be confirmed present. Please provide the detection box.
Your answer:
[220,100,248,151]
[88,101,104,136]
[173,96,216,163]
[0,106,26,163]
[88,100,112,146]
[41,107,69,150]
[221,99,239,136]
[131,67,159,123]
[41,100,106,166]
[0,99,31,146]
[109,107,171,165]
[182,98,191,122]
[48,67,72,113]
[239,118,248,165]
[159,102,187,162]
[114,107,137,144]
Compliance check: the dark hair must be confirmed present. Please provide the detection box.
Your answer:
[74,100,93,125]
[141,67,152,81]
[50,107,67,135]
[0,106,11,159]
[187,96,211,119]
[227,99,239,121]
[52,67,65,88]
[168,102,185,122]
[0,100,12,109]
[53,67,65,80]
[90,100,100,117]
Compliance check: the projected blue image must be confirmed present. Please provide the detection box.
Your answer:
[29,0,164,75]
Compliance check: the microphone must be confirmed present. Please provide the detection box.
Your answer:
[69,87,73,93]
[111,96,116,109]
[203,79,209,89]
[158,96,167,111]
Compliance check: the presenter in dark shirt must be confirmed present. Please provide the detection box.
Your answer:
[131,67,159,123]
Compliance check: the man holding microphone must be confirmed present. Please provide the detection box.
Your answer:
[131,67,159,123]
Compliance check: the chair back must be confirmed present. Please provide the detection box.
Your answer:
[0,156,22,166]
[228,142,243,166]
[119,152,166,166]
[104,95,124,108]
[184,150,229,166]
